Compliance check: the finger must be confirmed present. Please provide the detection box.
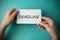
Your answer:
[14,11,19,22]
[7,8,16,15]
[37,21,48,29]
[42,21,48,24]
[41,16,53,25]
[37,24,45,29]
[11,10,19,18]
[37,22,49,29]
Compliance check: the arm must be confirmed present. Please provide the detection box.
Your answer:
[0,24,7,40]
[37,16,59,40]
[0,8,19,40]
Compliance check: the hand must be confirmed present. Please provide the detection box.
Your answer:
[37,16,59,40]
[1,8,19,27]
[0,8,19,40]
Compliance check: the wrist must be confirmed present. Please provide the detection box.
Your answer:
[52,34,60,40]
[0,23,7,40]
[51,33,59,40]
[0,23,8,31]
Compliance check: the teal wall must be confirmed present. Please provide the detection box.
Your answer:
[0,0,60,40]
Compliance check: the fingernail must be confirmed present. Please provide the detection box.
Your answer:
[17,10,19,11]
[40,28,43,29]
[38,26,41,29]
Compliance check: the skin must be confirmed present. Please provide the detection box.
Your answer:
[37,17,59,40]
[0,8,19,40]
[0,8,59,40]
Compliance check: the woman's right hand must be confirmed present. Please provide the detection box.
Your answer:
[37,16,59,40]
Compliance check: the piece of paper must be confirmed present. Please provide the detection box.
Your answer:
[16,9,41,24]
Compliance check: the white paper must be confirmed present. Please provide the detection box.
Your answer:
[16,9,41,24]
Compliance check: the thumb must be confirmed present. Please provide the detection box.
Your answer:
[37,22,50,30]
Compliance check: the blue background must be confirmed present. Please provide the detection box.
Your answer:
[0,0,60,40]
